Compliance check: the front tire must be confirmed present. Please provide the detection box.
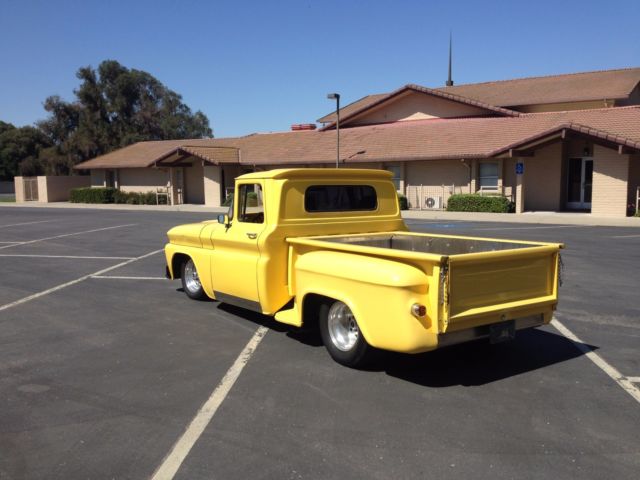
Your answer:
[181,258,206,300]
[319,300,374,368]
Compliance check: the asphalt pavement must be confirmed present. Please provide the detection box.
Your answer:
[0,207,638,479]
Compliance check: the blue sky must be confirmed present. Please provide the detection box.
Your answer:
[1,0,639,137]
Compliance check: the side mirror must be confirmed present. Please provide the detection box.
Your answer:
[217,214,229,226]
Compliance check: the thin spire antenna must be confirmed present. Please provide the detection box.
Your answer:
[446,31,454,87]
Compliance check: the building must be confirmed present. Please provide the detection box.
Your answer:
[74,67,640,217]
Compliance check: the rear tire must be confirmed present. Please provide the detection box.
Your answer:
[181,258,206,300]
[319,300,374,368]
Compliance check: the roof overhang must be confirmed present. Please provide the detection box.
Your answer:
[491,123,640,158]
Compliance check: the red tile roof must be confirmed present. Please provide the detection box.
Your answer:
[438,67,640,107]
[318,67,640,123]
[75,106,640,170]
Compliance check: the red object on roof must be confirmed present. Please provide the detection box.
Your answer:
[291,124,317,131]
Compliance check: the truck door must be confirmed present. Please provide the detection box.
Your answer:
[210,182,265,311]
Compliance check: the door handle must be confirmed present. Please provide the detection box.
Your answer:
[246,233,257,239]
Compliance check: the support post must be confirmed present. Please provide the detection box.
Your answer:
[515,158,525,214]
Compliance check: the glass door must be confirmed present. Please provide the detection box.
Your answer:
[567,158,593,210]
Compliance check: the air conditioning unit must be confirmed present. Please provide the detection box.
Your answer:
[425,196,442,209]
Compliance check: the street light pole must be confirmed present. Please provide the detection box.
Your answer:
[327,93,340,168]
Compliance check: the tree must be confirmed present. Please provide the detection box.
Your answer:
[37,60,213,170]
[0,124,51,179]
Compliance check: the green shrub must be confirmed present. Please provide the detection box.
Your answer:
[69,187,116,203]
[222,193,234,207]
[114,191,165,205]
[447,194,513,213]
[397,193,409,210]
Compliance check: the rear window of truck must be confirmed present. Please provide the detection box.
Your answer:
[304,185,377,212]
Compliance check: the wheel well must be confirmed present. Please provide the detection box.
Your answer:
[302,293,333,330]
[171,253,190,279]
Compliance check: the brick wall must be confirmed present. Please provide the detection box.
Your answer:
[591,145,629,217]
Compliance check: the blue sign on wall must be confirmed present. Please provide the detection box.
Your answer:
[515,162,524,175]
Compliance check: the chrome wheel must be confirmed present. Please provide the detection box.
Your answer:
[327,301,359,352]
[184,259,201,293]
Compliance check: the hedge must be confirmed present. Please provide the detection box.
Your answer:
[69,187,167,205]
[397,193,408,210]
[447,194,513,213]
[70,187,116,203]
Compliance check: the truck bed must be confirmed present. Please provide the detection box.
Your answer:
[288,231,563,335]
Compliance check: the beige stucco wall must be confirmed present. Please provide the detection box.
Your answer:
[350,91,490,126]
[591,145,629,217]
[406,159,471,189]
[628,155,640,211]
[204,165,222,207]
[185,160,205,204]
[44,176,91,202]
[523,142,563,211]
[118,168,169,193]
[14,176,25,202]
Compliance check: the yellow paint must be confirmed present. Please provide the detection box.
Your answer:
[165,168,563,354]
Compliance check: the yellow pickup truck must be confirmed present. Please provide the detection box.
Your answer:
[165,169,563,368]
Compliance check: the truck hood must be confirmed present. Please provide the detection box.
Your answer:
[167,221,220,248]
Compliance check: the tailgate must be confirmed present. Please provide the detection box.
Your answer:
[442,245,561,331]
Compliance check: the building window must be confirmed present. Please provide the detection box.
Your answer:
[478,162,499,189]
[386,165,401,191]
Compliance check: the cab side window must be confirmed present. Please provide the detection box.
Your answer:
[237,183,264,223]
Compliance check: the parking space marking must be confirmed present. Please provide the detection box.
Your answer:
[0,249,163,313]
[0,219,57,228]
[551,318,640,404]
[0,241,22,244]
[627,377,640,383]
[151,326,268,480]
[610,234,640,239]
[0,224,137,250]
[0,254,134,260]
[91,275,166,280]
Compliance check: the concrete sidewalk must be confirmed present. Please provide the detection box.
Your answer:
[3,201,640,227]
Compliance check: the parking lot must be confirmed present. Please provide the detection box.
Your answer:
[1,206,639,480]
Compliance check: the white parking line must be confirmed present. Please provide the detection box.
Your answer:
[151,326,268,480]
[627,377,640,383]
[0,224,137,250]
[0,241,21,244]
[0,254,134,260]
[610,234,640,239]
[551,318,640,404]
[0,249,163,313]
[0,219,57,228]
[91,275,166,280]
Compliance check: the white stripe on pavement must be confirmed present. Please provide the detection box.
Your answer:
[610,234,640,239]
[0,254,134,260]
[151,326,269,480]
[0,249,163,313]
[91,275,166,280]
[551,318,640,404]
[0,219,57,228]
[0,224,137,250]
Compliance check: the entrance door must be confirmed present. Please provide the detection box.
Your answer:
[567,157,593,210]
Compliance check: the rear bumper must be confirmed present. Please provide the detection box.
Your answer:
[437,313,544,348]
